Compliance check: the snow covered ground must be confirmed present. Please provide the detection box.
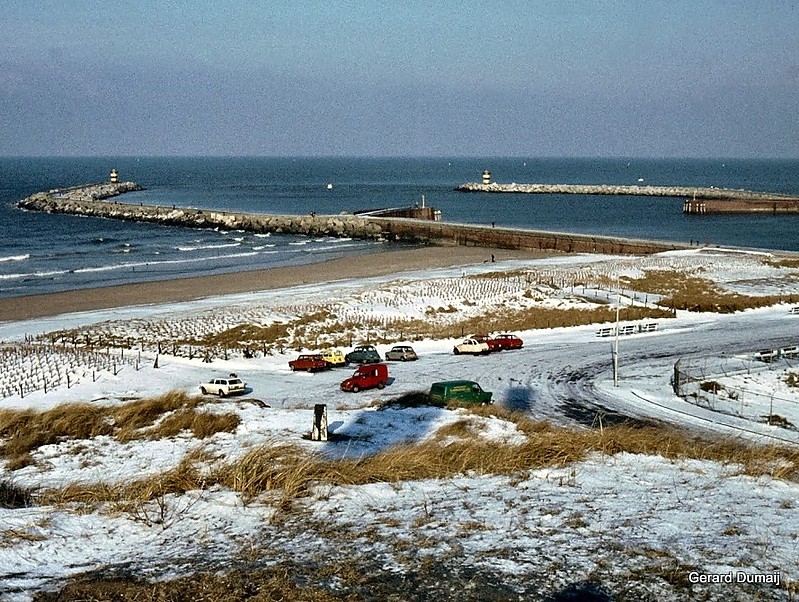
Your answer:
[1,248,798,601]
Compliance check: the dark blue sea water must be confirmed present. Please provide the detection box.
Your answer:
[2,157,799,300]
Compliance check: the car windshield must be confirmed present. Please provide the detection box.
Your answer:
[229,379,242,385]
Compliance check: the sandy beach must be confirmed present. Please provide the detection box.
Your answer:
[0,245,554,322]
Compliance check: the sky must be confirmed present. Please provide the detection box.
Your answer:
[1,0,798,157]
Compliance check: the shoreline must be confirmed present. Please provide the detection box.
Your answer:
[0,246,553,323]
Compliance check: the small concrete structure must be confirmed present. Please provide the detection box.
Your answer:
[311,403,328,441]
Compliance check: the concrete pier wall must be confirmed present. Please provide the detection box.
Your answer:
[18,182,687,256]
[683,198,799,214]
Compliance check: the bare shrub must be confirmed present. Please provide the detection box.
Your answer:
[699,381,724,394]
[0,479,34,508]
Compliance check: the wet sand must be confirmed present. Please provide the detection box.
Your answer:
[0,246,555,322]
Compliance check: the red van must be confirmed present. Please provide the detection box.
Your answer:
[340,363,390,393]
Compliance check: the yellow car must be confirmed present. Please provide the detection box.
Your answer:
[321,348,347,367]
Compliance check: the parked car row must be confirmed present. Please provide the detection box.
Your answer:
[453,334,523,355]
[199,368,492,404]
[200,335,517,401]
[288,354,330,372]
[287,344,420,370]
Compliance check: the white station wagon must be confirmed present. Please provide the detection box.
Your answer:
[199,375,246,397]
[453,338,490,356]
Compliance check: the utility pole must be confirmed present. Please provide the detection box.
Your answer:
[613,277,621,387]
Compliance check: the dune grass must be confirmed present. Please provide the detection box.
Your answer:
[17,399,799,601]
[0,392,239,469]
[621,270,795,313]
[33,404,799,514]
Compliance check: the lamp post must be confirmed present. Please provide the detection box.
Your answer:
[613,277,621,387]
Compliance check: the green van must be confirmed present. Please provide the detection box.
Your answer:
[429,380,493,405]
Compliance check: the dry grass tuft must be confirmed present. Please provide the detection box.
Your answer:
[39,448,211,508]
[209,413,799,512]
[113,391,202,440]
[216,442,333,508]
[0,403,112,468]
[0,392,237,470]
[32,406,799,517]
[142,408,240,440]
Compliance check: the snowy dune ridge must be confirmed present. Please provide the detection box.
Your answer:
[0,247,798,601]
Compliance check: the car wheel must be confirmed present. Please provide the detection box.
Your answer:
[307,367,314,373]
[218,389,226,397]
[352,385,360,393]
[200,387,208,395]
[377,382,385,389]
[453,348,460,355]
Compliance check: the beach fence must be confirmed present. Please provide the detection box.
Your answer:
[673,348,799,427]
[0,343,142,399]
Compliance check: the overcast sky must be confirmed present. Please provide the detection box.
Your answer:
[2,0,798,157]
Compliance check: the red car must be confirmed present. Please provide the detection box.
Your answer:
[289,354,330,372]
[471,334,502,352]
[492,334,524,350]
[340,363,390,392]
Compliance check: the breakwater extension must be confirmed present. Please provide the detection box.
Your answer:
[456,182,799,213]
[18,182,689,256]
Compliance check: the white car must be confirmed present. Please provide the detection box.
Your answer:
[199,375,246,397]
[453,338,490,355]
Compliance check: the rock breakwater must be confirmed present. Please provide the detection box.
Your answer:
[456,182,799,203]
[18,182,689,256]
[27,181,144,204]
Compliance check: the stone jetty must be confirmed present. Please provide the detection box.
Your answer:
[30,180,143,203]
[18,182,691,256]
[455,181,799,204]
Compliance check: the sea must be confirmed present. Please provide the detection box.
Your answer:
[2,157,799,301]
